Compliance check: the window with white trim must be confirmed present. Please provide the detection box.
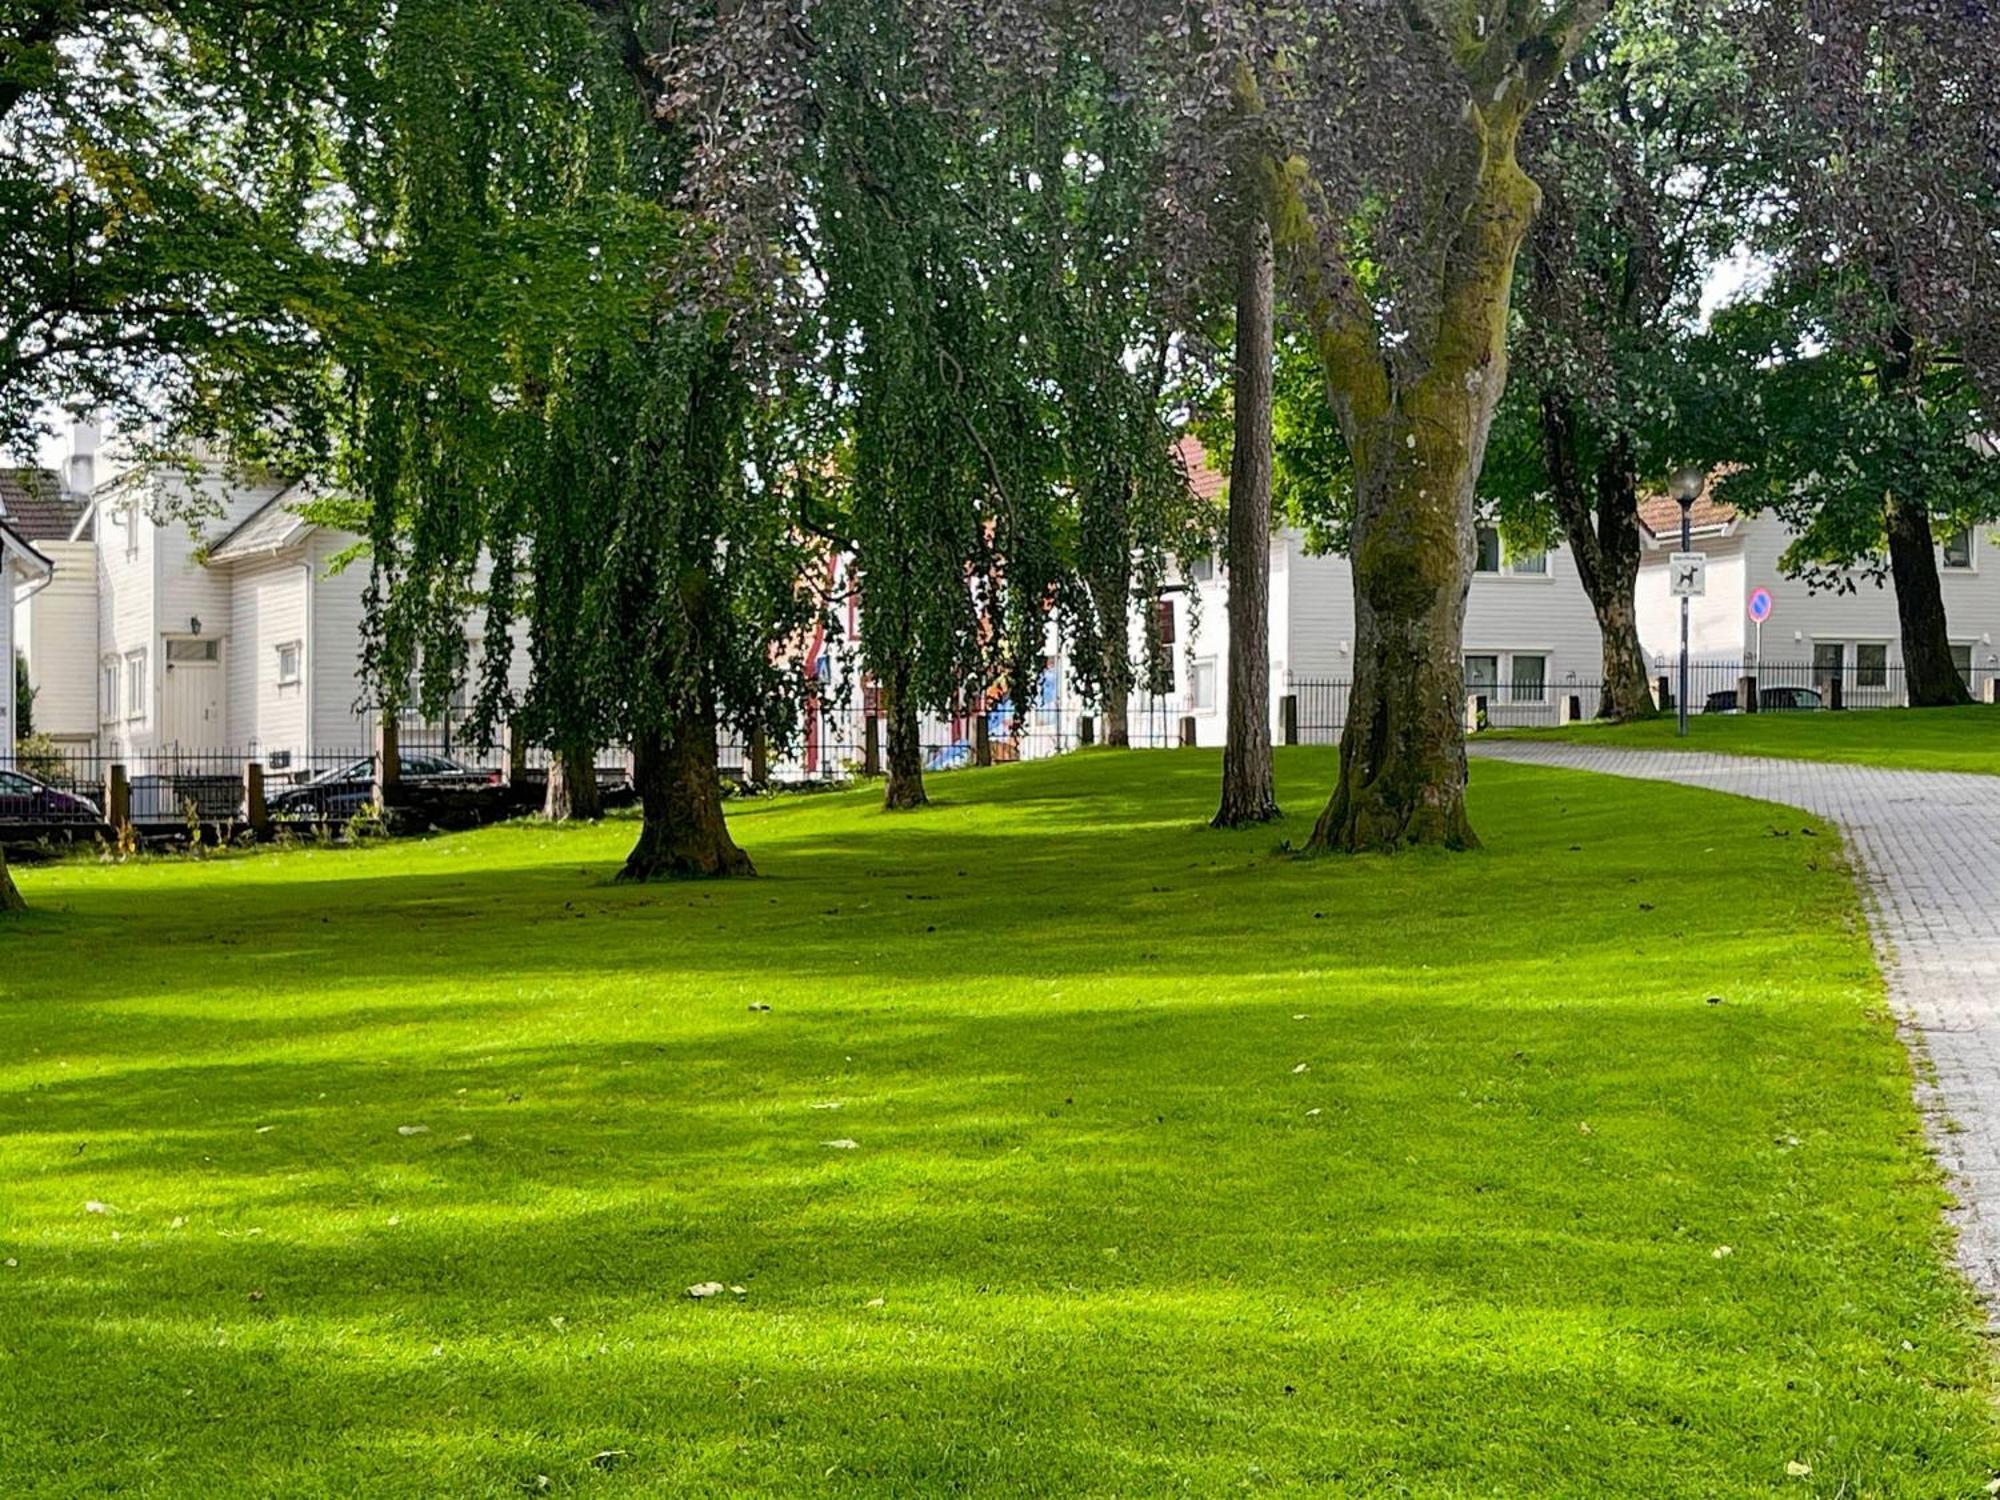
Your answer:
[1510,653,1548,703]
[100,657,120,722]
[1855,642,1889,689]
[1506,546,1548,576]
[1190,657,1218,711]
[124,648,146,721]
[1473,528,1501,573]
[1464,654,1499,693]
[276,641,301,686]
[1942,528,1974,570]
[120,505,139,560]
[1953,642,1975,689]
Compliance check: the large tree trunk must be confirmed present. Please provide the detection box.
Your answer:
[1538,396,1658,722]
[0,848,23,914]
[543,742,603,822]
[1885,492,1972,706]
[882,668,928,810]
[1303,144,1540,853]
[1214,201,1280,828]
[1092,584,1133,748]
[619,710,751,881]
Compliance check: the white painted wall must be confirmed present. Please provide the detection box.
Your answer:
[1638,515,2000,694]
[14,540,97,743]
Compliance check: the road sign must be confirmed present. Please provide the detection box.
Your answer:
[1670,552,1708,598]
[1748,586,1774,623]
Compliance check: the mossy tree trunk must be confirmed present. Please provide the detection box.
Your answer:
[1285,122,1545,853]
[619,705,752,881]
[544,742,603,821]
[1090,578,1133,748]
[882,666,928,810]
[0,848,22,914]
[1214,195,1280,828]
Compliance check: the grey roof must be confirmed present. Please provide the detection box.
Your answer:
[0,467,86,542]
[0,518,54,579]
[206,484,313,563]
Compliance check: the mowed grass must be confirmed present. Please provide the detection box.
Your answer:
[1499,703,2000,774]
[0,748,1994,1497]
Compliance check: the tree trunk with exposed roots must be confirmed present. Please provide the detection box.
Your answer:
[882,669,928,810]
[619,709,751,881]
[1214,198,1280,828]
[1297,139,1542,853]
[544,742,603,822]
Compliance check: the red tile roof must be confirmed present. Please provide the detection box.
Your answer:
[1173,435,1226,504]
[1637,470,1739,538]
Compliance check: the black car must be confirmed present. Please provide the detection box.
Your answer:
[266,753,495,820]
[0,767,102,824]
[1703,685,1825,714]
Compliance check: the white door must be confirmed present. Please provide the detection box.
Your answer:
[162,639,225,751]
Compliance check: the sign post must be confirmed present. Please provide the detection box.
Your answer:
[1747,587,1774,672]
[1669,550,1708,736]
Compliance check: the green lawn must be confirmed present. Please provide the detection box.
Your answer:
[1498,703,2000,774]
[1,749,1992,1497]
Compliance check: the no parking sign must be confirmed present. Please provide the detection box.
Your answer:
[1748,587,1774,624]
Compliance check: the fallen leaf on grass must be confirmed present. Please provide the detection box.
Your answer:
[686,1282,726,1299]
[1291,1063,1309,1075]
[83,1201,111,1215]
[396,1125,430,1137]
[822,1139,860,1150]
[1785,1460,1811,1478]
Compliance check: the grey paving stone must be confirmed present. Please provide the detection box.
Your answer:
[1473,740,2000,1306]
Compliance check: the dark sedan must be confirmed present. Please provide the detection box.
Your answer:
[1703,686,1826,714]
[0,767,102,824]
[267,753,496,820]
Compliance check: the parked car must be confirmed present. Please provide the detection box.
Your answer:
[0,768,101,823]
[266,753,495,820]
[1703,686,1826,714]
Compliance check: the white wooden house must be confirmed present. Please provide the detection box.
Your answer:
[1634,486,2000,700]
[1,485,56,763]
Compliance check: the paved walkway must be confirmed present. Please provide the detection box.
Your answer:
[1473,741,2000,1303]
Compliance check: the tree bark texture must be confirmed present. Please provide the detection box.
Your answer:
[1885,491,1973,706]
[0,848,23,914]
[1091,580,1133,748]
[544,742,604,822]
[1214,200,1281,828]
[619,709,752,881]
[1539,397,1658,721]
[1297,141,1543,852]
[882,667,929,810]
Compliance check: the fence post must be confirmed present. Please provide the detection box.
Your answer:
[1560,693,1584,725]
[1820,674,1845,711]
[1736,674,1758,714]
[1079,715,1095,747]
[104,762,129,829]
[1280,694,1299,746]
[1655,674,1672,711]
[863,715,881,777]
[749,727,769,786]
[1177,715,1196,747]
[1464,694,1489,734]
[244,762,268,836]
[373,714,400,809]
[1988,677,2000,706]
[974,715,992,767]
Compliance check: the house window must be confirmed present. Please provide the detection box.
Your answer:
[1154,599,1176,648]
[120,505,139,560]
[166,638,218,664]
[276,641,301,686]
[1507,547,1548,576]
[1189,553,1216,584]
[1510,653,1547,703]
[1464,654,1499,694]
[1190,657,1218,711]
[100,657,120,722]
[1942,528,1974,570]
[1474,527,1501,574]
[1812,641,1845,681]
[1855,643,1889,689]
[1953,643,1975,689]
[124,648,147,721]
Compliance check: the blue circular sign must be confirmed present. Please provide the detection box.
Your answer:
[1748,587,1774,623]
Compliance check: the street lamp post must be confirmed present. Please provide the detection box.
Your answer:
[1669,466,1707,738]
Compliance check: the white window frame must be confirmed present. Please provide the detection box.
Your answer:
[1942,527,1975,571]
[124,648,147,722]
[1852,640,1891,690]
[1473,527,1502,574]
[1508,652,1549,704]
[100,656,121,724]
[120,504,139,560]
[276,640,302,687]
[1189,656,1219,712]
